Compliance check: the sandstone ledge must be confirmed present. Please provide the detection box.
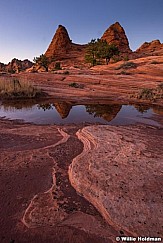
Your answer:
[69,125,163,237]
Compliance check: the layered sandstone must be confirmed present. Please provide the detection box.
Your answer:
[0,58,33,73]
[45,25,86,64]
[101,22,132,53]
[0,120,119,242]
[45,25,72,58]
[136,40,163,56]
[69,125,163,237]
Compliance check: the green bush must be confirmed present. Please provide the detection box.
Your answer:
[136,84,163,100]
[138,88,154,99]
[157,83,163,90]
[33,54,49,72]
[151,60,159,64]
[55,62,62,70]
[112,56,122,63]
[123,55,129,61]
[69,82,84,89]
[115,61,137,70]
[63,71,70,75]
[116,70,132,75]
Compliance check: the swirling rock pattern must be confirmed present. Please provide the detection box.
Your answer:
[69,125,163,237]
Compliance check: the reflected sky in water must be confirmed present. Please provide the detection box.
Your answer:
[0,101,161,127]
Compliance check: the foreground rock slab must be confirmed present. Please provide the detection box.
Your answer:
[0,120,116,243]
[69,125,163,237]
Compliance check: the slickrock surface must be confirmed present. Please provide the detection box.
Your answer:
[0,120,119,243]
[10,55,163,106]
[69,125,163,237]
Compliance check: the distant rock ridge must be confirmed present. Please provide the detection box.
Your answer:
[135,39,163,56]
[1,23,163,71]
[0,58,33,73]
[101,22,132,53]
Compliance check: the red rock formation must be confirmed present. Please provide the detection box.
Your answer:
[0,59,33,73]
[45,25,86,64]
[136,40,163,56]
[0,62,6,72]
[6,58,33,73]
[45,25,72,58]
[44,23,163,67]
[45,23,132,64]
[101,22,132,53]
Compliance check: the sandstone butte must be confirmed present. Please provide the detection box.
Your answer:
[44,22,132,64]
[1,21,163,71]
[44,22,163,63]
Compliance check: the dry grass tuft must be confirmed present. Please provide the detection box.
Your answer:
[0,77,43,99]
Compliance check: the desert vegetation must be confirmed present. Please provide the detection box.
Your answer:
[0,77,43,99]
[133,83,163,101]
[150,60,159,64]
[115,61,137,70]
[33,54,50,71]
[85,39,119,66]
[54,62,62,70]
[69,82,84,88]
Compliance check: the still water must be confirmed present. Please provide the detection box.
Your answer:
[0,101,162,127]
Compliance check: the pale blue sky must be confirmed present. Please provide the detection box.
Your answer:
[0,0,163,64]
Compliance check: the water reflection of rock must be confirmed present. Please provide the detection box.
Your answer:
[54,102,72,119]
[85,104,122,122]
[38,102,72,119]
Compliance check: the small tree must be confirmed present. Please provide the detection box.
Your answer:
[85,39,119,66]
[85,39,98,66]
[101,42,119,64]
[54,62,62,70]
[33,54,49,72]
